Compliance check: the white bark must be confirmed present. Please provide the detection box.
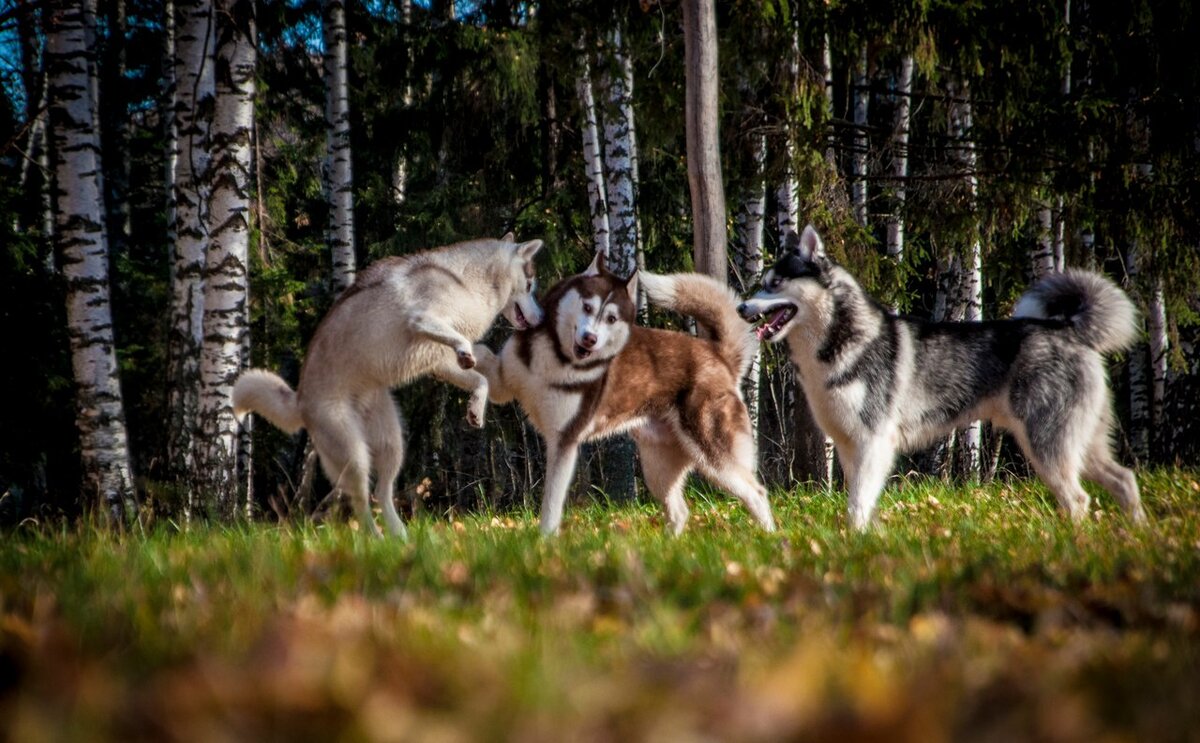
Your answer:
[886,54,914,265]
[323,0,356,294]
[851,43,869,227]
[576,39,610,258]
[735,133,766,436]
[947,77,982,477]
[1033,201,1056,279]
[1148,277,1168,437]
[599,23,639,278]
[392,0,412,206]
[168,0,214,486]
[199,0,255,515]
[47,0,136,524]
[821,32,834,164]
[683,0,727,280]
[1125,242,1150,463]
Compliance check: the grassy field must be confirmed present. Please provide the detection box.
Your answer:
[2,471,1199,742]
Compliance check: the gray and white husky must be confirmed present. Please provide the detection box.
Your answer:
[738,224,1145,530]
[233,234,544,537]
[473,253,776,536]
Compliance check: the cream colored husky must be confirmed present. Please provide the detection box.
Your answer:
[233,234,544,537]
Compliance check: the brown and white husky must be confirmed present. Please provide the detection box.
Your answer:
[473,253,776,535]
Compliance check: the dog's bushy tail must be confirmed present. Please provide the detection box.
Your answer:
[232,369,304,434]
[1013,269,1140,353]
[640,272,758,377]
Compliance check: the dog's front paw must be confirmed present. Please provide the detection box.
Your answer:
[456,347,476,370]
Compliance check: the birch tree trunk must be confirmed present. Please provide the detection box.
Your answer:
[391,0,412,206]
[947,78,983,478]
[198,0,255,517]
[167,0,214,500]
[734,130,766,439]
[1124,242,1150,463]
[821,31,835,165]
[323,0,356,294]
[576,39,610,258]
[599,22,639,279]
[851,43,869,228]
[47,0,137,525]
[682,0,726,280]
[886,54,913,271]
[1033,201,1056,279]
[1148,276,1168,459]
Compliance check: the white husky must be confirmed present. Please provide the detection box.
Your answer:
[233,234,544,537]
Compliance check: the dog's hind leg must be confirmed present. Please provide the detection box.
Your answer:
[633,431,692,535]
[366,389,408,538]
[842,435,897,531]
[308,401,380,537]
[696,460,776,532]
[1084,446,1145,523]
[409,312,478,369]
[539,441,580,536]
[433,355,490,428]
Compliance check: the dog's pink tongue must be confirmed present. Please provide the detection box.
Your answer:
[755,324,770,341]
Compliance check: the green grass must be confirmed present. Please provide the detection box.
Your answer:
[2,470,1199,741]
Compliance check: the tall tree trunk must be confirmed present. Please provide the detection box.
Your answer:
[682,0,726,280]
[1033,203,1056,279]
[599,21,639,279]
[821,32,835,165]
[734,131,766,439]
[391,0,412,206]
[886,54,913,282]
[947,77,982,479]
[850,43,869,228]
[323,0,356,294]
[167,0,215,509]
[47,0,137,525]
[1147,276,1168,460]
[596,17,639,501]
[576,39,610,258]
[198,0,255,517]
[1124,242,1150,463]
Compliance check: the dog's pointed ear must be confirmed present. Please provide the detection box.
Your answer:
[624,270,639,300]
[516,239,543,261]
[584,250,606,276]
[797,224,825,261]
[501,231,516,243]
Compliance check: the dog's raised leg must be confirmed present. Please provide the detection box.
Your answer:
[409,312,479,369]
[1084,445,1145,523]
[843,436,896,531]
[433,355,490,429]
[539,441,580,536]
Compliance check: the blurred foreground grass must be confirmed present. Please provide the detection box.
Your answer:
[2,470,1199,741]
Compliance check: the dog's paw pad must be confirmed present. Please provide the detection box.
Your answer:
[457,349,476,370]
[466,410,484,428]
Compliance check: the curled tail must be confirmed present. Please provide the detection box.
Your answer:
[1012,269,1140,353]
[640,271,758,377]
[232,369,304,434]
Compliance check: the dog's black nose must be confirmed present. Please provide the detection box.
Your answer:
[736,302,749,318]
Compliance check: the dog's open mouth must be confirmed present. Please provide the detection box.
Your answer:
[574,344,593,361]
[513,304,530,330]
[750,305,797,341]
